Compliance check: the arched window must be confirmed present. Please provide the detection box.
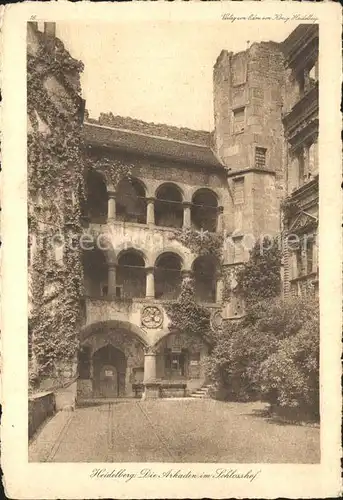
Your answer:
[191,189,218,233]
[155,252,183,299]
[155,184,183,228]
[116,177,147,224]
[82,248,108,297]
[192,255,217,303]
[84,169,108,223]
[117,250,146,299]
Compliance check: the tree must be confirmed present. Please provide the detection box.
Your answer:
[236,236,281,305]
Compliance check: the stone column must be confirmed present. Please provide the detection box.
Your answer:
[108,191,116,221]
[146,198,155,225]
[143,352,157,383]
[183,202,192,229]
[108,263,117,296]
[143,351,160,399]
[215,275,224,304]
[217,206,224,233]
[181,269,193,283]
[145,267,155,298]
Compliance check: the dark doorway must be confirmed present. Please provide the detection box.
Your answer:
[93,345,127,398]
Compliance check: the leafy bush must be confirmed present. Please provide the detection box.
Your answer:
[258,313,319,414]
[207,296,319,414]
[165,277,212,342]
[236,236,281,305]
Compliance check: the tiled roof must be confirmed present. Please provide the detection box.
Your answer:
[86,112,212,146]
[83,117,223,169]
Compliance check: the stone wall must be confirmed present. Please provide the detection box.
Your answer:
[213,42,286,255]
[29,391,56,439]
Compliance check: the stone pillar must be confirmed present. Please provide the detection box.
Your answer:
[108,191,116,221]
[183,202,192,229]
[143,352,160,399]
[146,267,155,298]
[146,198,155,225]
[143,353,157,383]
[181,269,193,283]
[216,275,224,304]
[108,263,117,296]
[217,206,224,233]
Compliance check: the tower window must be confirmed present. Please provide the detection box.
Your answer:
[255,147,267,169]
[233,107,245,134]
[233,177,245,205]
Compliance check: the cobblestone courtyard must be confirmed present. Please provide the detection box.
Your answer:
[29,400,320,463]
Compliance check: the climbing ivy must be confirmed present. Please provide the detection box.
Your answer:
[28,32,85,384]
[165,278,212,343]
[170,228,224,262]
[235,236,282,306]
[85,155,134,189]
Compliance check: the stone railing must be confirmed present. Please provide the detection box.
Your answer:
[82,295,221,331]
[28,391,56,439]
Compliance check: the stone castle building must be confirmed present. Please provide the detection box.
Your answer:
[281,25,319,297]
[28,23,319,404]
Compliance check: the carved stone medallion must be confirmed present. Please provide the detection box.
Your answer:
[211,310,223,331]
[141,306,163,329]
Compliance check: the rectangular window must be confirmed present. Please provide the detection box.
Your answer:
[233,237,244,263]
[233,177,244,205]
[297,148,305,186]
[233,107,245,134]
[295,249,303,278]
[255,147,267,169]
[306,240,314,275]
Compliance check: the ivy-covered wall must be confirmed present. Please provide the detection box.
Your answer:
[27,23,85,389]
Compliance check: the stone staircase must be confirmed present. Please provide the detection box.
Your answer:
[190,384,211,399]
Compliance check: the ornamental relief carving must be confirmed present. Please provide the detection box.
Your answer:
[211,310,223,331]
[141,306,163,329]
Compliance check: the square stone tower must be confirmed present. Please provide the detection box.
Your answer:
[213,41,287,316]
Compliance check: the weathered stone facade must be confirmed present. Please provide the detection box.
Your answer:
[280,25,319,298]
[29,23,319,402]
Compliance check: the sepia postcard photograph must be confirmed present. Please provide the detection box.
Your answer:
[1,1,342,499]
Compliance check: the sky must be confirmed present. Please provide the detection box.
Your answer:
[56,21,298,131]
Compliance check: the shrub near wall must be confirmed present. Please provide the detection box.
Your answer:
[207,296,319,417]
[207,237,320,419]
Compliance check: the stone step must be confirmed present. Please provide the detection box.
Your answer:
[190,393,210,398]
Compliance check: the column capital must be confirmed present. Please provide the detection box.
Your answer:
[145,266,155,273]
[144,347,157,356]
[108,262,117,269]
[107,190,116,199]
[217,205,224,214]
[182,201,193,208]
[146,197,155,203]
[181,268,193,278]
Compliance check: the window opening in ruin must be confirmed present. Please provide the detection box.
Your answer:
[297,148,305,186]
[233,177,245,205]
[306,239,314,275]
[117,250,146,299]
[84,169,108,223]
[155,252,182,300]
[191,189,218,232]
[164,348,187,378]
[155,184,183,228]
[233,106,245,134]
[255,147,267,169]
[116,177,147,224]
[192,255,217,303]
[82,248,108,298]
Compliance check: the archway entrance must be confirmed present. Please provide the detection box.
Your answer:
[93,345,126,398]
[77,321,147,400]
